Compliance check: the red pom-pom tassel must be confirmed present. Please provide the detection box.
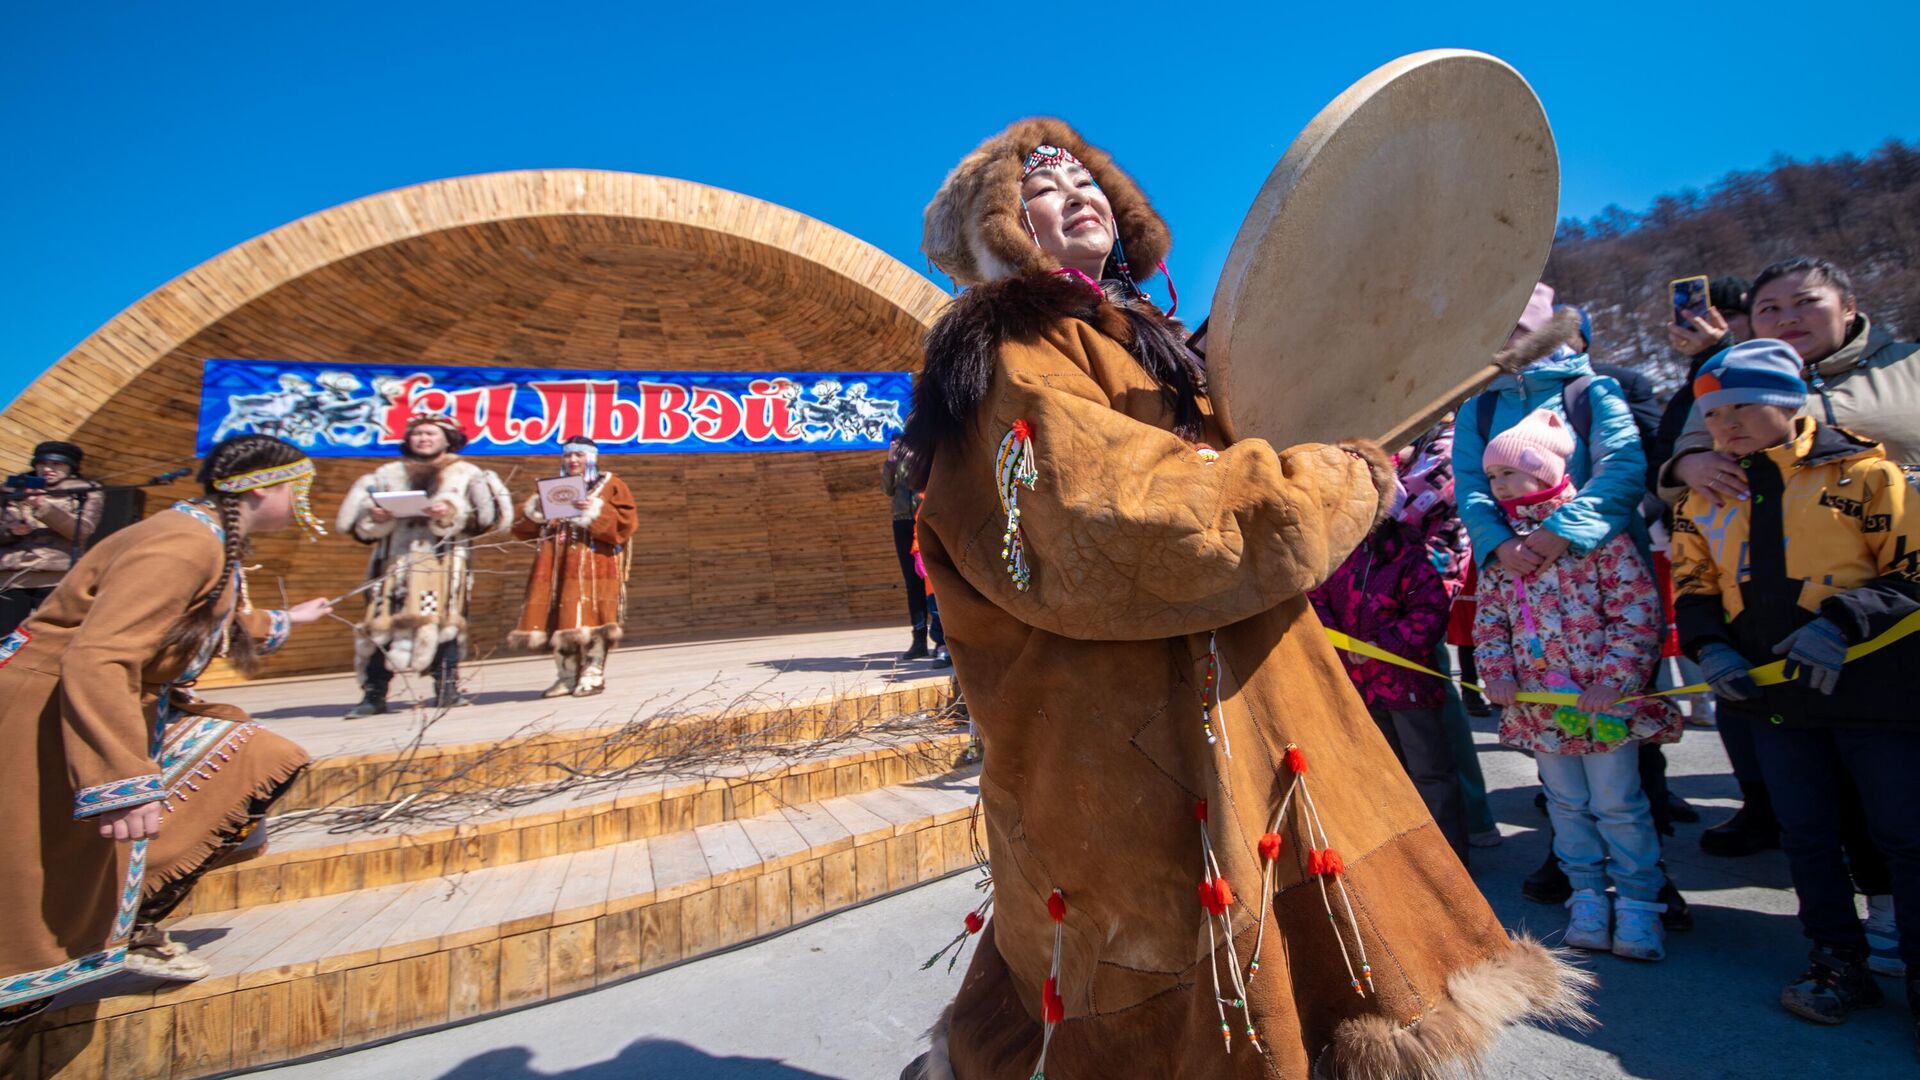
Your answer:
[1257,832,1283,861]
[1042,976,1065,1023]
[1212,876,1236,909]
[964,911,984,934]
[1198,879,1226,914]
[1308,847,1344,877]
[1046,889,1067,922]
[1194,799,1209,822]
[1285,745,1308,774]
[1012,419,1034,441]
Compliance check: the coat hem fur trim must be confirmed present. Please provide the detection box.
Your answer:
[1319,933,1594,1079]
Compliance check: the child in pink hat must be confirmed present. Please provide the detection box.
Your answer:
[1474,408,1684,962]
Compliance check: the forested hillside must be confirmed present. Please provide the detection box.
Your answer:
[1543,139,1920,390]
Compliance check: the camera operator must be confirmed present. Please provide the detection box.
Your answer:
[1,441,102,635]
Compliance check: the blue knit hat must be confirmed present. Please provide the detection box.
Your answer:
[1693,339,1807,412]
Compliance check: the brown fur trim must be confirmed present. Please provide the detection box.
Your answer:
[1337,439,1400,530]
[906,1004,955,1080]
[551,625,622,649]
[1493,309,1584,374]
[924,118,1170,287]
[507,629,548,650]
[1321,935,1594,1080]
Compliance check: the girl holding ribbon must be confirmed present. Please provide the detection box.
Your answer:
[0,434,331,1026]
[1474,409,1683,963]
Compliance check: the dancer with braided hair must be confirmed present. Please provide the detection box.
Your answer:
[0,435,331,1028]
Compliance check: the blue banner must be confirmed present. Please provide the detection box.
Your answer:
[196,359,911,456]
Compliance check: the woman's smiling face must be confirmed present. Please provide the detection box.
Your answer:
[1020,162,1115,278]
[1750,270,1856,363]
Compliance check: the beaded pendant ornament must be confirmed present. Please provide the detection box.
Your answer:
[996,420,1038,590]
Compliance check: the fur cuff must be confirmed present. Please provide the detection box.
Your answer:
[337,484,399,541]
[521,493,546,525]
[1321,934,1594,1080]
[1337,439,1400,530]
[1493,308,1584,374]
[903,1005,954,1080]
[428,488,473,538]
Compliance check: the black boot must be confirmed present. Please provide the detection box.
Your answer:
[344,692,387,719]
[1462,686,1492,717]
[1658,875,1693,932]
[900,628,930,662]
[1701,802,1781,857]
[434,679,473,709]
[1781,945,1883,1024]
[1521,844,1572,905]
[1666,792,1702,824]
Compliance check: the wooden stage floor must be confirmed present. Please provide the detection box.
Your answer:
[219,623,941,761]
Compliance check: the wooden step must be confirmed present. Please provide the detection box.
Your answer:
[19,771,983,1080]
[173,728,973,918]
[275,677,958,812]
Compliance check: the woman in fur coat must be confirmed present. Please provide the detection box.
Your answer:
[336,413,513,716]
[0,435,331,1027]
[509,436,638,697]
[899,119,1588,1080]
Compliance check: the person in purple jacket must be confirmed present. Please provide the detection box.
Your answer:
[1310,508,1470,861]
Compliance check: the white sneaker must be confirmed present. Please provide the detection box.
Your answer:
[1612,898,1668,961]
[1865,894,1905,977]
[1563,888,1612,951]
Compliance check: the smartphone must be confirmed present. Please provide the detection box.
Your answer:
[1671,275,1710,327]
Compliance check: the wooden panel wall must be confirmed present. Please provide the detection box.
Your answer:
[57,214,933,680]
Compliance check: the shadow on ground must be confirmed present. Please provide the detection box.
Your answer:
[436,1041,842,1080]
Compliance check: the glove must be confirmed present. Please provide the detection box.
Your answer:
[1774,618,1848,696]
[1697,642,1760,701]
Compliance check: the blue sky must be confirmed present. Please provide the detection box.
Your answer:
[5,1,1917,411]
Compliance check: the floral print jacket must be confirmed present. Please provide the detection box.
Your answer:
[1473,482,1683,755]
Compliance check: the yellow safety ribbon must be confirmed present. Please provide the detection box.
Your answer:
[1324,607,1920,710]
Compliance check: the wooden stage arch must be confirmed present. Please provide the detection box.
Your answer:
[0,170,951,682]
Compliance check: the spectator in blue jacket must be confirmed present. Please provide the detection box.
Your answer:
[1453,284,1649,578]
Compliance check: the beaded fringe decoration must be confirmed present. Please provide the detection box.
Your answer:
[1198,633,1234,758]
[996,420,1038,591]
[1195,800,1262,1054]
[1246,744,1375,996]
[1030,889,1067,1079]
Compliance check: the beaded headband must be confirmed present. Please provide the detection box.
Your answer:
[212,458,315,493]
[1022,144,1084,179]
[211,457,327,541]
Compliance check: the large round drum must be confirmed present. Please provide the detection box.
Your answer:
[1206,50,1559,450]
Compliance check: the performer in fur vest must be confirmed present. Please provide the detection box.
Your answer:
[899,120,1589,1080]
[508,436,637,697]
[0,435,330,1028]
[336,413,512,717]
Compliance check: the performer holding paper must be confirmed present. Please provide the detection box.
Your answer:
[0,435,330,1024]
[509,436,637,697]
[898,118,1585,1080]
[336,413,512,717]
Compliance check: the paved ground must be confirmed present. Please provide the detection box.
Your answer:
[251,711,1919,1079]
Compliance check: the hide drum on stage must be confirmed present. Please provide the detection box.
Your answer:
[1205,49,1559,451]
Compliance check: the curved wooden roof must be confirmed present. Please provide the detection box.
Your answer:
[0,169,949,458]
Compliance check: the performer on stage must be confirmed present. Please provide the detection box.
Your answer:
[0,441,102,636]
[901,121,1587,1079]
[508,436,638,698]
[0,435,330,1026]
[336,413,513,717]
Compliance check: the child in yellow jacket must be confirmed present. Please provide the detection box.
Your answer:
[1670,338,1920,1031]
